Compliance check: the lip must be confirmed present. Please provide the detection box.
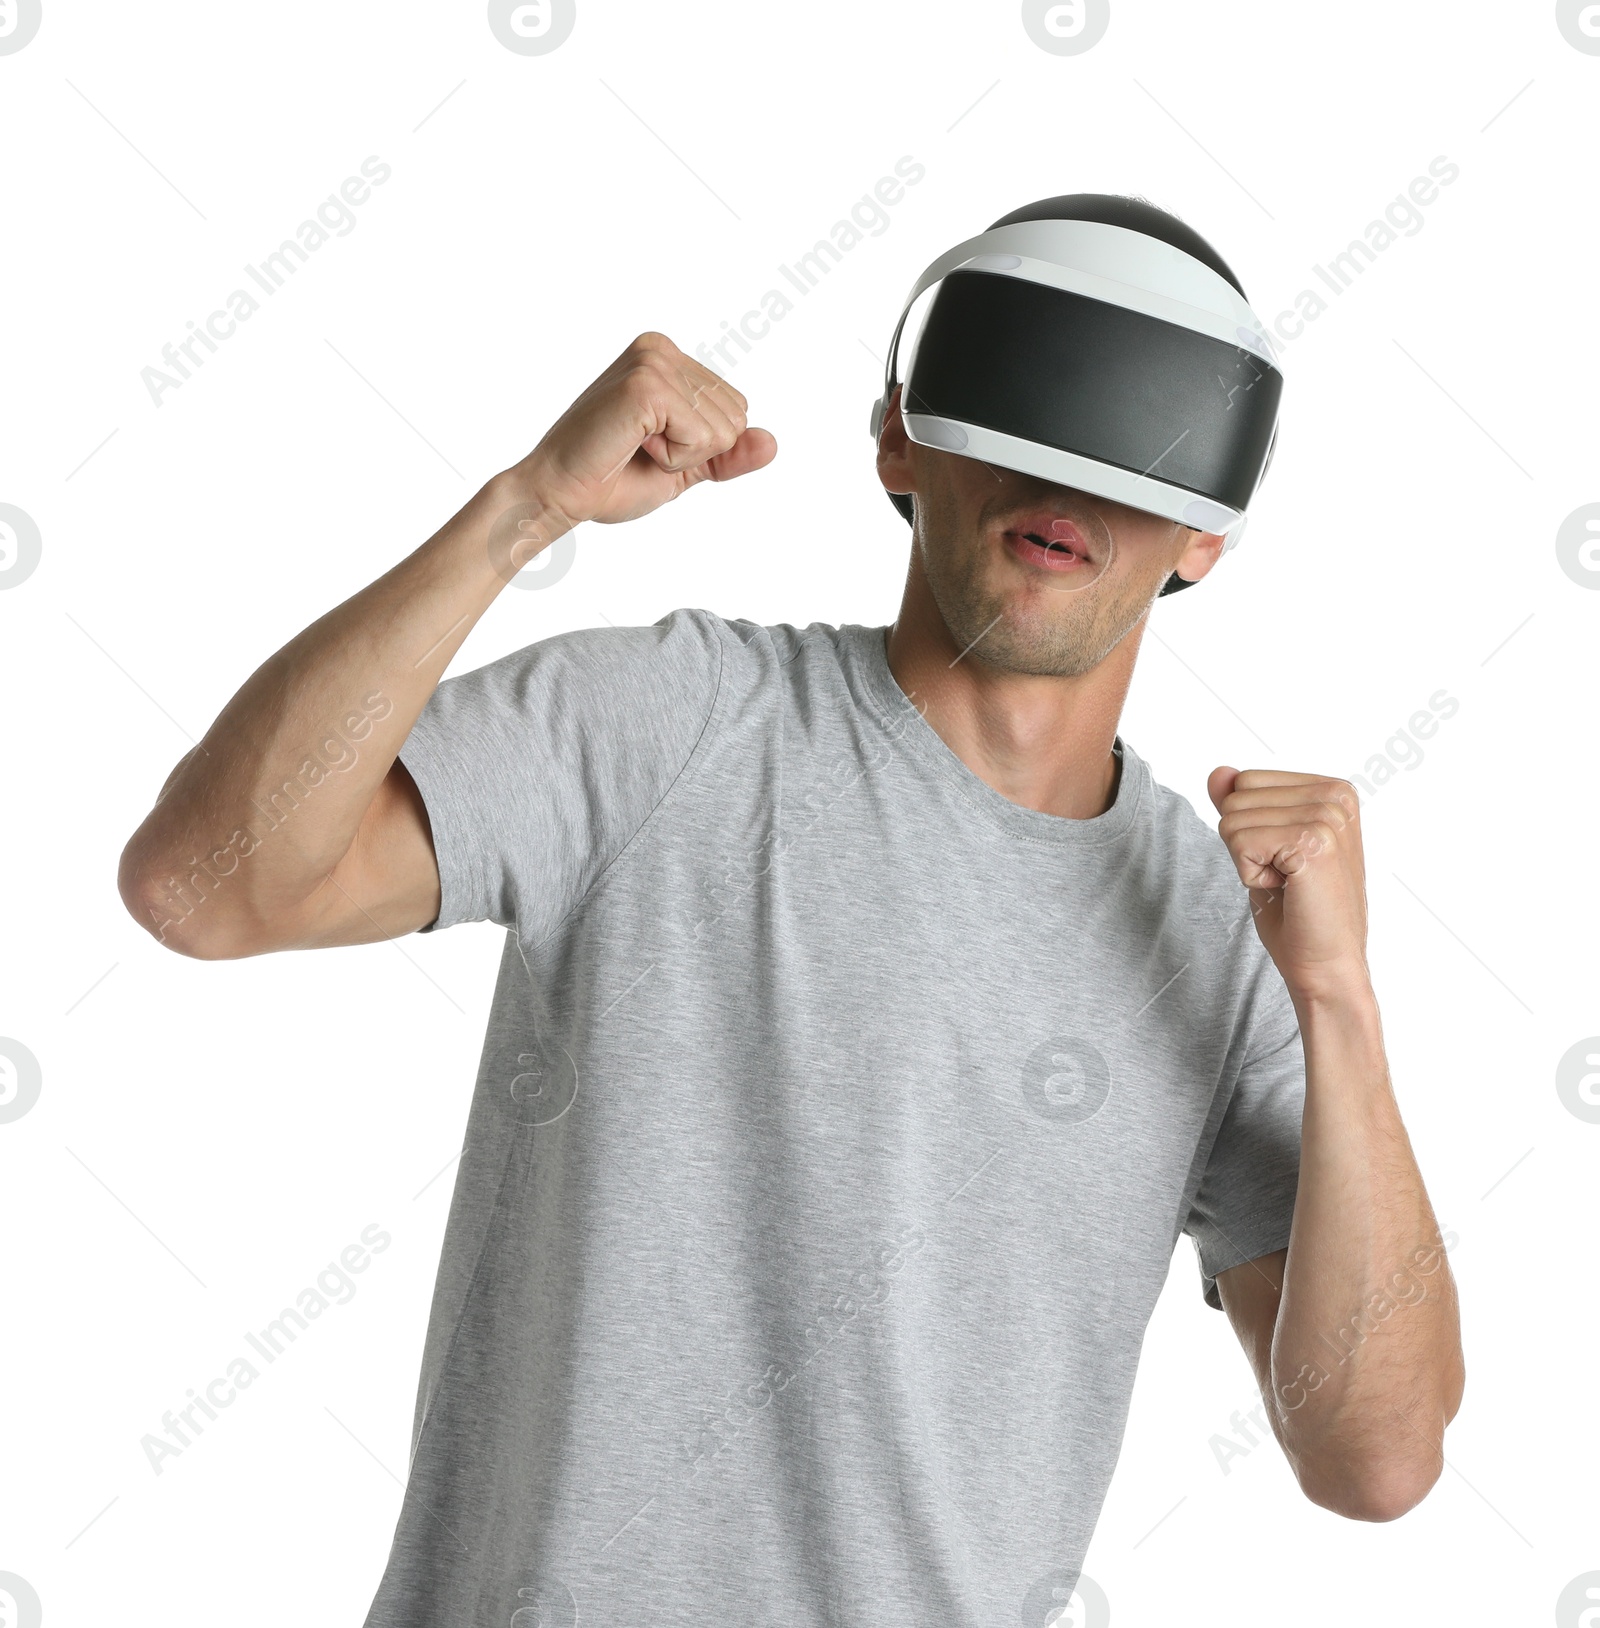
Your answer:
[1002,513,1093,572]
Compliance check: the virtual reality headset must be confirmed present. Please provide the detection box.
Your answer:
[870,195,1283,596]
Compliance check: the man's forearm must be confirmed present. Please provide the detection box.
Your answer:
[1267,983,1465,1519]
[118,465,565,948]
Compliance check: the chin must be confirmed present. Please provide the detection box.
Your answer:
[960,607,1101,679]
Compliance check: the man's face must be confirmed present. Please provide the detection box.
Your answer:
[882,398,1224,678]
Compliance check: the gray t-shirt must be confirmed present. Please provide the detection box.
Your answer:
[365,608,1304,1628]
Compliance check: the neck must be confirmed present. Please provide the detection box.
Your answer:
[883,555,1141,821]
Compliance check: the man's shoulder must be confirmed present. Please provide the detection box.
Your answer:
[655,610,882,696]
[473,610,878,733]
[683,610,865,661]
[524,608,862,665]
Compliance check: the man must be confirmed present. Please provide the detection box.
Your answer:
[119,193,1464,1626]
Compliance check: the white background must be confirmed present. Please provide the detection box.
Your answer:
[2,2,1596,1625]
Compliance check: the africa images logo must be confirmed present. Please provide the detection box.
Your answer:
[1021,1034,1112,1123]
[0,1038,43,1125]
[509,1575,577,1626]
[1557,1573,1600,1627]
[1556,1038,1600,1124]
[1556,503,1600,589]
[487,498,578,592]
[0,1574,42,1628]
[508,1042,579,1126]
[1021,0,1110,55]
[488,0,576,54]
[0,504,42,590]
[139,159,393,408]
[1556,0,1600,52]
[1021,1568,1111,1628]
[0,0,42,54]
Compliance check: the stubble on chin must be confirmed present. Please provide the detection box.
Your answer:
[922,539,1163,679]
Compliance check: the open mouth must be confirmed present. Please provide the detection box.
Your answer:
[1003,516,1094,572]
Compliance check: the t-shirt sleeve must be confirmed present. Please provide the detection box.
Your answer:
[1183,963,1306,1310]
[394,606,723,941]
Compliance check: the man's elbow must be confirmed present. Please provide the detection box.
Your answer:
[1298,1454,1444,1523]
[1291,1356,1465,1523]
[118,850,264,961]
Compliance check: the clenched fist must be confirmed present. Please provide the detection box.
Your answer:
[511,331,778,533]
[1207,767,1371,1004]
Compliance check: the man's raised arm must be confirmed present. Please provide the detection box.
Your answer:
[116,333,773,960]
